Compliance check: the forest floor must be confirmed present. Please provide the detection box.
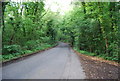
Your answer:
[74,50,120,79]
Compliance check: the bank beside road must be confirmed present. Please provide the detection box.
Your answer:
[1,43,57,64]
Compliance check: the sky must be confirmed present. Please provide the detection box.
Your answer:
[44,0,74,15]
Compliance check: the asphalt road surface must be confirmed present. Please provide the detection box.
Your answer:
[2,42,86,79]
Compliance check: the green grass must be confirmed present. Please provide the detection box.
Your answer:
[73,47,96,56]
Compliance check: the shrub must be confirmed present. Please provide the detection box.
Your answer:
[3,44,22,55]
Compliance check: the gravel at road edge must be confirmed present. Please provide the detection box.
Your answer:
[74,50,120,79]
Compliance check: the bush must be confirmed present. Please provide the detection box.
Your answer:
[3,44,22,55]
[25,40,37,50]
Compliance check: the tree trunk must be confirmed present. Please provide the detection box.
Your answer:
[2,2,8,32]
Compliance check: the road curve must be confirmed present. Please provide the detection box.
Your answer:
[2,42,86,79]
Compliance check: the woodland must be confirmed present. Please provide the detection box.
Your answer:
[1,1,119,62]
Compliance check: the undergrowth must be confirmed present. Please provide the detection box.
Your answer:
[73,47,119,63]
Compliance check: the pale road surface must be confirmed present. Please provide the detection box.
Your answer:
[2,42,86,79]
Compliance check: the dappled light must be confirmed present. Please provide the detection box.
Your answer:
[44,0,73,14]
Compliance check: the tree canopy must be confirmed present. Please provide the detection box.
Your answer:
[1,1,119,62]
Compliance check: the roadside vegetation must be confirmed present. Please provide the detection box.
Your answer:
[59,2,119,62]
[1,1,119,62]
[1,1,58,62]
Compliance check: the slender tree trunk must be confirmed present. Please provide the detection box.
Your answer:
[109,2,116,31]
[98,2,109,54]
[81,2,86,14]
[78,2,86,50]
[2,2,8,32]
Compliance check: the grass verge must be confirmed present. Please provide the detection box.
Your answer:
[73,47,119,63]
[1,43,57,63]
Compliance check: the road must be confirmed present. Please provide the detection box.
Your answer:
[2,42,86,79]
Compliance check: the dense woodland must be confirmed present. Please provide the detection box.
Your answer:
[1,1,119,62]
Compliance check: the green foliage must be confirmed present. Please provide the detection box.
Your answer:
[2,1,119,62]
[3,45,22,55]
[74,47,96,56]
[2,44,54,62]
[2,1,57,62]
[60,2,119,62]
[74,47,119,62]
